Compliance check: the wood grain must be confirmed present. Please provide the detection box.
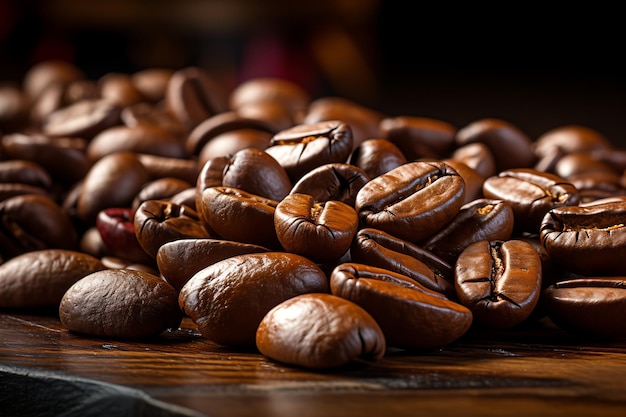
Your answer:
[2,311,626,417]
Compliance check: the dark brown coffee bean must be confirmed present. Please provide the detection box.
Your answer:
[0,160,52,188]
[350,228,455,298]
[355,161,465,243]
[131,177,192,211]
[256,293,385,369]
[98,72,144,108]
[347,138,407,179]
[1,133,90,185]
[87,124,187,161]
[133,199,210,258]
[165,66,227,131]
[542,277,626,338]
[303,97,383,149]
[200,186,281,249]
[179,252,329,346]
[455,118,535,172]
[483,168,579,233]
[59,268,182,339]
[540,201,626,276]
[0,84,29,132]
[0,183,51,203]
[229,77,310,121]
[442,159,485,204]
[330,263,472,349]
[135,153,199,184]
[422,198,515,264]
[130,68,174,103]
[22,59,85,101]
[235,100,298,132]
[289,163,369,207]
[42,98,122,139]
[533,125,613,160]
[0,194,78,258]
[156,238,269,292]
[451,142,497,179]
[77,152,150,225]
[0,249,105,308]
[266,120,354,182]
[274,193,358,263]
[379,116,456,159]
[455,240,542,329]
[197,128,273,167]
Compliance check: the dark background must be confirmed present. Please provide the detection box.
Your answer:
[2,0,625,144]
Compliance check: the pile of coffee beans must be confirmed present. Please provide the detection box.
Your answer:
[1,60,625,369]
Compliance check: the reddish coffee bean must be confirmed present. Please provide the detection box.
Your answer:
[156,238,269,292]
[0,194,78,258]
[96,207,153,264]
[289,163,369,207]
[379,116,456,159]
[256,293,386,369]
[42,98,122,139]
[200,186,281,249]
[274,193,359,263]
[542,277,626,339]
[133,199,211,259]
[422,198,515,264]
[179,252,329,346]
[454,240,542,329]
[347,138,407,179]
[355,161,465,243]
[87,124,187,161]
[60,268,182,339]
[77,152,150,225]
[455,118,535,172]
[540,201,626,276]
[0,249,106,308]
[266,120,354,182]
[330,263,472,349]
[350,228,455,298]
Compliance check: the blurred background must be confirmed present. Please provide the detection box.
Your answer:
[1,0,625,143]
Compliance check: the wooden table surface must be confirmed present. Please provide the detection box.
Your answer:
[2,310,626,417]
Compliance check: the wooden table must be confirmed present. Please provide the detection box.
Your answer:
[2,310,626,417]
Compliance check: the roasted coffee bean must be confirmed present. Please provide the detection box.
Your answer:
[568,171,626,204]
[22,59,85,101]
[165,66,227,131]
[0,183,50,202]
[130,68,174,103]
[215,147,292,201]
[347,138,407,179]
[330,263,472,349]
[483,168,579,233]
[1,133,90,185]
[133,199,210,258]
[131,177,192,211]
[197,128,273,167]
[229,77,310,122]
[156,238,269,292]
[0,160,52,189]
[235,99,297,132]
[42,98,122,139]
[422,199,515,264]
[450,142,497,179]
[121,102,187,137]
[185,111,273,156]
[289,163,369,207]
[442,159,485,204]
[99,256,159,276]
[532,125,613,160]
[0,249,105,308]
[0,84,29,132]
[355,161,465,243]
[77,152,150,225]
[455,118,535,172]
[87,124,187,161]
[303,97,383,149]
[379,116,456,160]
[59,269,182,339]
[135,153,199,184]
[98,72,144,108]
[454,240,542,329]
[200,186,281,249]
[350,228,455,298]
[96,207,153,264]
[256,293,385,369]
[266,120,353,182]
[542,277,626,339]
[540,201,626,276]
[274,193,358,263]
[553,152,616,180]
[179,252,329,346]
[168,187,197,210]
[0,194,78,258]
